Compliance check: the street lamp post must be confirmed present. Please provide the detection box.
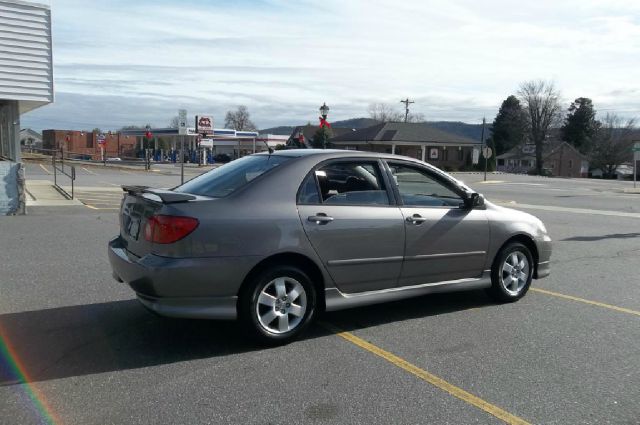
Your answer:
[320,102,329,120]
[319,103,330,149]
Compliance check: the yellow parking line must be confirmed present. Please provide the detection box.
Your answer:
[39,163,52,174]
[322,322,530,425]
[530,288,640,317]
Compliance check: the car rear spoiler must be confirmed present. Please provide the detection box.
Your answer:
[122,185,196,203]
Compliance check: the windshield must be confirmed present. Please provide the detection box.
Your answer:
[174,155,291,197]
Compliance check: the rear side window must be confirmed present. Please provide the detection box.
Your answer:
[175,155,291,197]
[298,173,320,204]
[299,161,390,206]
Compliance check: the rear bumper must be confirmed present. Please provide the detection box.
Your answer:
[137,294,237,320]
[108,236,255,319]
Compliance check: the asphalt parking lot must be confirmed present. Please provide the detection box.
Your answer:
[1,163,639,424]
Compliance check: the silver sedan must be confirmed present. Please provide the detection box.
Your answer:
[109,150,551,343]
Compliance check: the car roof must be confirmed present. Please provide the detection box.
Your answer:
[259,149,403,160]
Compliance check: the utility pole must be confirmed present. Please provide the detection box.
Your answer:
[481,117,487,182]
[400,98,414,123]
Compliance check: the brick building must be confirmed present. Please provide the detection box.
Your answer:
[42,130,137,160]
[497,141,589,177]
[328,122,481,170]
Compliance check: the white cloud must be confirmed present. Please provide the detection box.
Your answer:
[22,0,640,130]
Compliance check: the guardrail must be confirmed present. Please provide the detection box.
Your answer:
[52,154,75,199]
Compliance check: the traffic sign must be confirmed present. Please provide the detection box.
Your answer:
[97,134,106,145]
[482,147,493,158]
[178,109,187,135]
[632,142,640,152]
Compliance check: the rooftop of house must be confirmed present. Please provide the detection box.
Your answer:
[329,121,480,145]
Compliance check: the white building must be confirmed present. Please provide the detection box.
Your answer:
[0,0,53,214]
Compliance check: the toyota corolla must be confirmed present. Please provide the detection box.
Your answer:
[108,150,551,343]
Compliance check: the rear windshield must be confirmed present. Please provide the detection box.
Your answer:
[174,155,291,197]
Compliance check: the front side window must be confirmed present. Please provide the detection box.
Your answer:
[175,154,291,197]
[301,161,390,206]
[388,162,462,207]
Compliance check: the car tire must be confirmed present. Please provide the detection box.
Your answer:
[240,265,317,345]
[486,242,534,303]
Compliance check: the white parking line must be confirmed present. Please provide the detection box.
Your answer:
[496,202,640,219]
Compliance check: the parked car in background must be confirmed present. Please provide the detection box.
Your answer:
[213,153,231,163]
[109,150,552,343]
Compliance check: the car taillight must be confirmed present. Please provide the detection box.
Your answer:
[144,215,199,244]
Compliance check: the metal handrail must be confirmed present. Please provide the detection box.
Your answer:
[52,153,75,199]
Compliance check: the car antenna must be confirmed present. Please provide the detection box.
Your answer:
[261,138,273,154]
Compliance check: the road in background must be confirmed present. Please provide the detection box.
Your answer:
[1,165,639,424]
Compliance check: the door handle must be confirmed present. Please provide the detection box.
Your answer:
[308,213,334,225]
[406,214,427,225]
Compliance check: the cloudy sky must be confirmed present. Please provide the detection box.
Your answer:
[22,0,640,131]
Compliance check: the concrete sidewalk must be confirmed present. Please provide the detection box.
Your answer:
[25,179,83,207]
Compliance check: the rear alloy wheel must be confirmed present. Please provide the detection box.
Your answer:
[487,242,534,302]
[242,266,316,344]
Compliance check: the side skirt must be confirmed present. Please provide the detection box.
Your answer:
[324,271,492,312]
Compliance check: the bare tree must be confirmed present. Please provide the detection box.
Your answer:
[518,80,562,174]
[407,112,426,123]
[168,116,180,128]
[589,113,637,178]
[224,105,257,131]
[368,103,404,122]
[368,103,424,123]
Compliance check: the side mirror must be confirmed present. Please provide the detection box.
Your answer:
[463,192,485,209]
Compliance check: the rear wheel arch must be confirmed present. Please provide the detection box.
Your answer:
[239,252,326,312]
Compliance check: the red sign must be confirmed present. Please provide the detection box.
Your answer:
[97,134,106,146]
[196,115,213,134]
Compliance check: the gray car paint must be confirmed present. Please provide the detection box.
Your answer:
[108,149,552,320]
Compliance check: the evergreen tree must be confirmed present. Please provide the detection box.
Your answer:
[310,127,332,149]
[488,95,528,155]
[560,97,599,153]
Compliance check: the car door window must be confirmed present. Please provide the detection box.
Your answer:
[298,161,390,206]
[388,163,462,207]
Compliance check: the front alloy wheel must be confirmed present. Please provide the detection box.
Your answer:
[500,251,530,296]
[487,242,534,302]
